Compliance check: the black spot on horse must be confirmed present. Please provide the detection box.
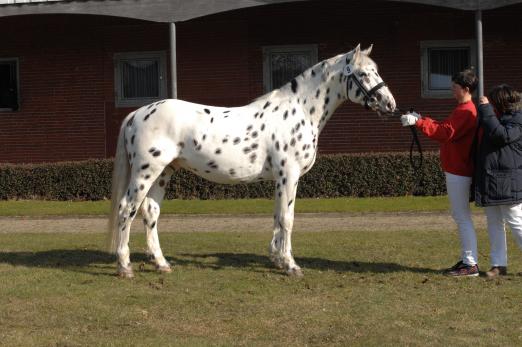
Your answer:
[144,114,150,121]
[251,143,259,150]
[283,111,288,120]
[273,106,279,112]
[310,107,316,115]
[254,112,259,118]
[178,142,185,148]
[233,137,241,145]
[263,101,271,109]
[290,138,296,146]
[247,125,253,131]
[281,159,286,167]
[291,79,298,94]
[243,147,252,154]
[131,135,135,145]
[311,70,316,77]
[282,178,287,185]
[222,138,228,143]
[153,150,161,157]
[141,164,150,170]
[316,89,320,98]
[252,131,258,138]
[292,108,296,115]
[215,148,222,154]
[204,108,211,114]
[275,141,280,151]
[249,153,257,163]
[261,124,266,131]
[151,221,156,229]
[139,184,144,190]
[229,169,236,175]
[127,116,135,127]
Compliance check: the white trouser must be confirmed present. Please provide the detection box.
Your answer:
[445,172,478,265]
[484,204,522,267]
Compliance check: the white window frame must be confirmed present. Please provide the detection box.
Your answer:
[0,57,20,112]
[114,51,167,108]
[262,44,318,93]
[420,40,476,99]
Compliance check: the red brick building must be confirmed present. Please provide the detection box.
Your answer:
[0,0,521,163]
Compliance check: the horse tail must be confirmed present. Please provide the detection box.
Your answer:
[108,120,130,253]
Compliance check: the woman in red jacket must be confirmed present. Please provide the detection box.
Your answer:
[400,69,479,277]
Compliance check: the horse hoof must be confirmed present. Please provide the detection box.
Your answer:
[156,265,172,273]
[117,265,134,278]
[286,267,304,277]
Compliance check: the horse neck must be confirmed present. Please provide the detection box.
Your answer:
[293,63,347,135]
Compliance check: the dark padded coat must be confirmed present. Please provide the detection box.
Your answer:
[474,103,522,206]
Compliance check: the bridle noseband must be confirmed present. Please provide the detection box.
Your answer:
[344,64,387,110]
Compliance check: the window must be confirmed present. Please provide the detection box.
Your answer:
[421,40,476,98]
[114,52,167,108]
[0,58,19,112]
[263,45,318,93]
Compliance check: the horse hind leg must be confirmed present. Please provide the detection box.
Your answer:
[116,163,168,278]
[141,166,174,273]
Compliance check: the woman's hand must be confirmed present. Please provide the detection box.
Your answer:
[479,96,489,105]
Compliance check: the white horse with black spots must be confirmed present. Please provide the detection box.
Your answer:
[108,44,396,278]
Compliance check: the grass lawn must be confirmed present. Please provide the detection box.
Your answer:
[1,196,519,346]
[0,195,459,216]
[1,229,522,346]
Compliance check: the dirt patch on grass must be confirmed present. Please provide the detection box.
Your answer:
[0,212,486,233]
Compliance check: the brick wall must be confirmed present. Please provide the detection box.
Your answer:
[0,1,521,163]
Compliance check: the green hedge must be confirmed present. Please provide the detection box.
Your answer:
[0,152,446,201]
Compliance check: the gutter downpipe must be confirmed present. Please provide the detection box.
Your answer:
[475,8,484,97]
[169,22,178,99]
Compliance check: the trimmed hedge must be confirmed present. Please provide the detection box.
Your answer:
[0,152,446,201]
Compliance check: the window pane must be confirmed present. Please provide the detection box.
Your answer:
[121,59,160,98]
[0,61,18,111]
[428,48,469,90]
[270,51,312,90]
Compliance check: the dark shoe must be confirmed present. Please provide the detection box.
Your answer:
[443,260,479,277]
[486,266,507,279]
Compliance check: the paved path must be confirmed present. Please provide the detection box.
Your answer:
[0,212,487,233]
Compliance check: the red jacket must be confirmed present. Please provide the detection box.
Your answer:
[416,100,477,177]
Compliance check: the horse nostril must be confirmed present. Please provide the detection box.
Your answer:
[387,102,392,110]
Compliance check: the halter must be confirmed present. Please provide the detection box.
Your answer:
[344,64,387,110]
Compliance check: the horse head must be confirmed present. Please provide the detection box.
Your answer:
[344,44,396,116]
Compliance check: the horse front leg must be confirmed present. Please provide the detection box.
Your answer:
[269,167,302,276]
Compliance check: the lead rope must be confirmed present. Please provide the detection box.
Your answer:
[394,107,424,195]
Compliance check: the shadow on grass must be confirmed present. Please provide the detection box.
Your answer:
[0,250,440,275]
[176,253,441,274]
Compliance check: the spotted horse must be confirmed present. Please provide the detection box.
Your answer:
[108,44,396,278]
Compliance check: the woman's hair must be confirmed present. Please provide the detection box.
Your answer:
[452,69,478,93]
[488,84,522,113]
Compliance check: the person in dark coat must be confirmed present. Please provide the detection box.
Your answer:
[475,84,522,278]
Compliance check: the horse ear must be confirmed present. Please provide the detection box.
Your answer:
[352,44,361,63]
[362,44,373,56]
